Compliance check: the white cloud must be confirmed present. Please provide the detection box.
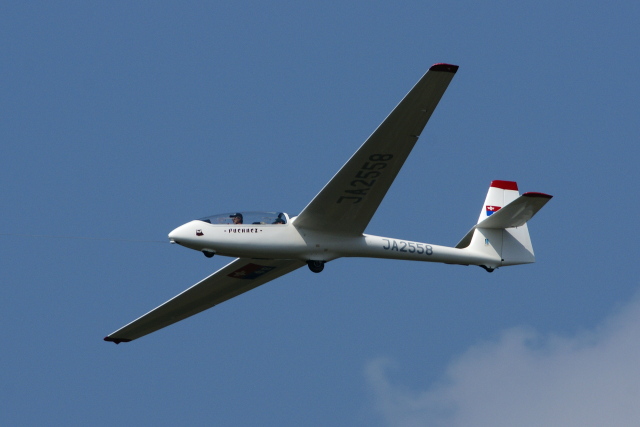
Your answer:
[365,295,640,427]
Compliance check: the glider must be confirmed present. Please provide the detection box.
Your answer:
[105,63,552,344]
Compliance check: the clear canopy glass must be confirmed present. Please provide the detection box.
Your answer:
[198,211,287,225]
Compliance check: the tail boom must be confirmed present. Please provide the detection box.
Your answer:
[333,234,503,267]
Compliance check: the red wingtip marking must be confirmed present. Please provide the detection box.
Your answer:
[523,192,553,199]
[491,180,519,191]
[430,63,459,73]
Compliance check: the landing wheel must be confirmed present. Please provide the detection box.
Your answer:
[307,260,324,273]
[479,265,494,273]
[202,250,215,258]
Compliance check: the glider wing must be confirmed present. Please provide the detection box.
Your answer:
[104,258,305,343]
[294,63,458,235]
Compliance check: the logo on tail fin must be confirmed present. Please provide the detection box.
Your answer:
[486,205,501,216]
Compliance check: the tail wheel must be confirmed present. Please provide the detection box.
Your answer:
[307,260,324,273]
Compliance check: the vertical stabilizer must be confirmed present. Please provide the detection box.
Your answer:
[478,180,520,223]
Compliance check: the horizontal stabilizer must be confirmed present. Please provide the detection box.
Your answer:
[476,192,552,229]
[456,192,552,249]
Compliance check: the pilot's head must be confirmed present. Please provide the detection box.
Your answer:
[230,213,243,224]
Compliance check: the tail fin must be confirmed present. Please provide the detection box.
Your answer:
[456,180,552,271]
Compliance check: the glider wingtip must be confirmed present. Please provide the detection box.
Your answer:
[522,192,553,199]
[104,336,131,344]
[430,63,459,73]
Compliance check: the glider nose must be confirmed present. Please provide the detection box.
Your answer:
[168,227,179,244]
[168,223,190,244]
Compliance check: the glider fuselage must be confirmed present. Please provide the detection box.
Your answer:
[168,217,498,266]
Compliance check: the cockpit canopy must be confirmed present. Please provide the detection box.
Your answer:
[198,211,288,225]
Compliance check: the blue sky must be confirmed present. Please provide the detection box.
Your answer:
[2,2,639,426]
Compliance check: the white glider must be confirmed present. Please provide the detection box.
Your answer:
[105,64,552,344]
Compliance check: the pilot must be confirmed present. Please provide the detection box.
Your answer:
[230,213,243,224]
[273,212,286,224]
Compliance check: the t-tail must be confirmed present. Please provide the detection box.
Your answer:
[456,180,552,272]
